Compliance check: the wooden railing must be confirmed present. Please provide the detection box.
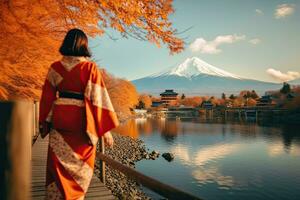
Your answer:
[32,101,40,144]
[97,151,202,200]
[0,101,32,200]
[99,137,106,184]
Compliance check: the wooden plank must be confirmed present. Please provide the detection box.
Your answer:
[31,135,115,199]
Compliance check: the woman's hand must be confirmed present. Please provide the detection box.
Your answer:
[103,131,114,147]
[39,122,52,139]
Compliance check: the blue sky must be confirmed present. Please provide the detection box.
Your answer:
[90,0,300,83]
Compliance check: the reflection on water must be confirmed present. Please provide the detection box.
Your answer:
[171,143,241,166]
[113,118,300,200]
[268,142,300,157]
[192,166,235,189]
[171,143,241,189]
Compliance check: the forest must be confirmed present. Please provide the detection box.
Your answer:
[0,0,183,121]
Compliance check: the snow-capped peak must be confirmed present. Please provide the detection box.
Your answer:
[151,57,242,79]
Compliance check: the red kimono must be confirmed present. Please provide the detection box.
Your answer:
[39,56,119,200]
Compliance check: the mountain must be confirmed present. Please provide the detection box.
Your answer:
[150,57,242,79]
[132,57,281,96]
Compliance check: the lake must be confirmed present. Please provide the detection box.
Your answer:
[114,117,300,200]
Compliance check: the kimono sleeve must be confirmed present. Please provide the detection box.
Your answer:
[84,64,119,142]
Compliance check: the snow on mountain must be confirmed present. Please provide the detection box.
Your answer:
[132,57,281,96]
[150,57,242,79]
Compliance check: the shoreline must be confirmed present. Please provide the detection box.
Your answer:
[92,113,300,199]
[95,132,158,200]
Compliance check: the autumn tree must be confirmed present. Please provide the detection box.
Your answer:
[247,98,257,107]
[102,69,138,121]
[136,101,146,109]
[251,90,259,99]
[229,94,237,100]
[0,0,184,100]
[168,99,179,107]
[179,96,202,107]
[138,94,152,108]
[151,96,161,102]
[181,93,185,99]
[238,90,259,106]
[233,97,244,107]
[218,98,227,106]
[222,93,226,100]
[210,96,222,106]
[280,82,291,94]
[239,90,250,99]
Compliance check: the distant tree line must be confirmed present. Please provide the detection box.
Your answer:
[136,82,300,111]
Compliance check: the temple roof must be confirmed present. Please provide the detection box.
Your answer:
[160,89,178,96]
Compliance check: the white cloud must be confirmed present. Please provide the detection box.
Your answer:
[266,68,300,82]
[189,34,246,54]
[249,38,261,45]
[275,4,295,18]
[255,9,264,15]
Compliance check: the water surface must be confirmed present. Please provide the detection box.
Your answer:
[114,118,300,200]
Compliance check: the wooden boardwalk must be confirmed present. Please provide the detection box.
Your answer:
[31,135,115,200]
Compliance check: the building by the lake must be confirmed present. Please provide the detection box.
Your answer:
[151,101,163,107]
[256,95,276,107]
[159,89,178,106]
[201,100,214,109]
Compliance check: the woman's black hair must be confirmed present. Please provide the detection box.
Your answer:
[59,28,91,57]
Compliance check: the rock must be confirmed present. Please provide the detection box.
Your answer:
[162,152,174,162]
[150,150,160,158]
[129,161,135,166]
[94,132,151,200]
[153,150,160,155]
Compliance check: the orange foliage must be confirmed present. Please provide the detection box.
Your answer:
[218,99,226,106]
[139,94,152,108]
[179,96,202,107]
[151,97,161,102]
[0,0,183,100]
[233,97,244,107]
[239,90,250,97]
[247,98,257,107]
[102,69,138,121]
[166,99,178,107]
[210,97,221,106]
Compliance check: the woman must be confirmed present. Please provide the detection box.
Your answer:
[39,28,119,200]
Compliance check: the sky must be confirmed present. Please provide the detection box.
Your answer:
[90,0,300,83]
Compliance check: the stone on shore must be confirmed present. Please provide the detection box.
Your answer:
[162,153,174,162]
[94,132,154,200]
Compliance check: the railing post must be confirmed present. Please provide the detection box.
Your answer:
[99,136,106,184]
[35,101,39,136]
[0,101,32,200]
[32,102,36,139]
